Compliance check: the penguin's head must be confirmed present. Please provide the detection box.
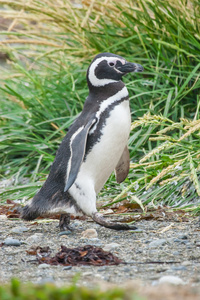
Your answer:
[87,52,143,88]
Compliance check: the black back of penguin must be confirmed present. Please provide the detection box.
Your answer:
[21,52,143,230]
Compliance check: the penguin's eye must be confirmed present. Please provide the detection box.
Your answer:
[108,61,116,67]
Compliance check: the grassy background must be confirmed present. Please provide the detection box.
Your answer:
[0,0,200,212]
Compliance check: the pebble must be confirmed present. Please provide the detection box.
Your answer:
[182,260,191,266]
[173,238,180,242]
[25,233,44,244]
[38,264,50,269]
[38,277,55,285]
[103,242,120,252]
[148,239,166,248]
[63,266,72,271]
[195,241,200,247]
[81,228,98,239]
[172,251,180,256]
[58,231,72,236]
[11,226,29,234]
[4,238,21,246]
[98,266,107,272]
[84,238,102,246]
[178,235,188,240]
[171,266,187,271]
[173,238,188,244]
[158,275,185,285]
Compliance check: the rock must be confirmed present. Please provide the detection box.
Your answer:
[158,275,185,285]
[63,266,72,271]
[85,238,102,246]
[98,266,107,272]
[38,277,55,285]
[4,238,21,246]
[174,238,188,244]
[182,260,191,266]
[195,241,200,247]
[103,242,120,252]
[38,264,50,269]
[178,234,188,240]
[0,215,7,220]
[25,233,44,244]
[173,238,181,243]
[11,226,29,234]
[148,239,166,248]
[171,266,187,271]
[81,228,98,239]
[58,231,72,236]
[172,251,180,256]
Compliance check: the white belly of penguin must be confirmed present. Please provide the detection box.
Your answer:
[78,100,131,193]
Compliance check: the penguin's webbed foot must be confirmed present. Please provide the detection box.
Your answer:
[92,212,138,231]
[59,213,74,231]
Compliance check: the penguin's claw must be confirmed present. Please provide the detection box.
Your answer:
[92,212,138,231]
[59,213,73,232]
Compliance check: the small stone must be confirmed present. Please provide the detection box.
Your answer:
[123,267,131,272]
[58,231,72,236]
[148,239,166,248]
[26,233,44,244]
[103,242,120,252]
[98,266,107,272]
[174,238,188,244]
[178,235,188,240]
[158,275,185,285]
[38,277,55,284]
[0,215,7,220]
[4,238,21,246]
[171,266,187,271]
[82,272,93,276]
[38,264,50,269]
[86,238,102,246]
[172,251,180,256]
[173,239,181,243]
[63,266,72,271]
[182,260,191,266]
[81,229,98,239]
[11,226,29,234]
[73,221,83,228]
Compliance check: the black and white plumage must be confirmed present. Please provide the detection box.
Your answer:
[22,52,143,230]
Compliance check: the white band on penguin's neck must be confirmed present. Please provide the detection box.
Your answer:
[88,57,123,87]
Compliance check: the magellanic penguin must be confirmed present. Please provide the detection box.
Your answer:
[21,52,144,230]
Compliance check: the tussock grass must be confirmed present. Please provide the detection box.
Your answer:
[0,0,200,211]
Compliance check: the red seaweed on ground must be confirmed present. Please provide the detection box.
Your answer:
[27,245,122,266]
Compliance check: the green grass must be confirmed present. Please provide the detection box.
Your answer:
[0,278,145,300]
[0,0,200,211]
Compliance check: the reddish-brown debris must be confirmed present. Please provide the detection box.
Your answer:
[27,245,123,266]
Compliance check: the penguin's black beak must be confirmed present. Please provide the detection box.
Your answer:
[117,62,144,74]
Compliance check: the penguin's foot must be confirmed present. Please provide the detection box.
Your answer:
[92,212,138,230]
[59,213,73,231]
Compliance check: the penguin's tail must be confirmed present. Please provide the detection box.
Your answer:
[21,191,50,221]
[92,212,138,231]
[21,204,41,221]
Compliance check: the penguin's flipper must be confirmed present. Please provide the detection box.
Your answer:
[64,117,97,192]
[114,145,130,183]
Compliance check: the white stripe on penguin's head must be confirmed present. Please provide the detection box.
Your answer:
[88,56,126,87]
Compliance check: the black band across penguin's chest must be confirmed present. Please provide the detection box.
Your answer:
[84,96,129,160]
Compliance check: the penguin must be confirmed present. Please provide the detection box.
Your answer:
[21,52,144,230]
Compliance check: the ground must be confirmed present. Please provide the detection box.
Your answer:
[0,209,200,299]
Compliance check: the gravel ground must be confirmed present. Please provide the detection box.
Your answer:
[1,213,200,291]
